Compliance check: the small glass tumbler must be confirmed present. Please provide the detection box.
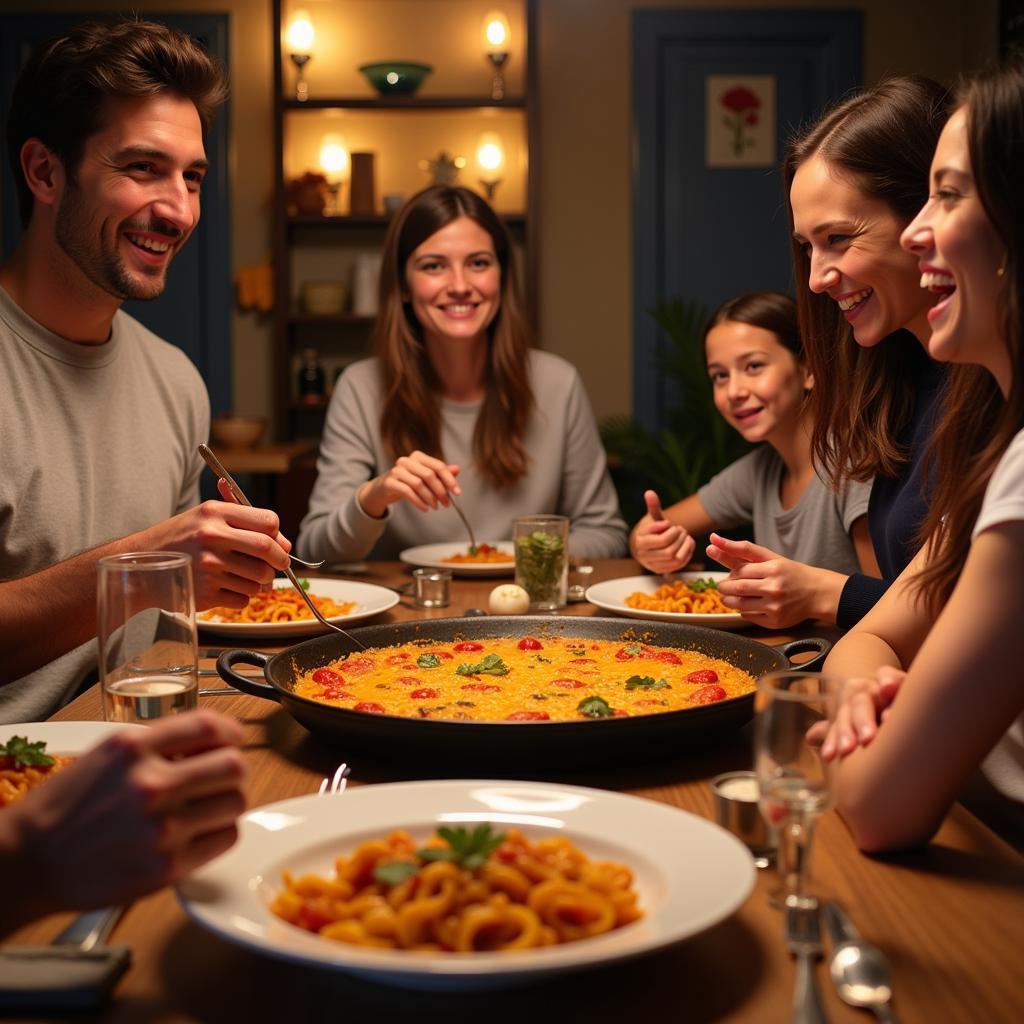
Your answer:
[710,770,777,869]
[97,551,198,723]
[412,568,451,608]
[513,515,569,611]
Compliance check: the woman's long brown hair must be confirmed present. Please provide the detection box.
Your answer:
[372,185,534,489]
[911,59,1024,613]
[782,77,952,486]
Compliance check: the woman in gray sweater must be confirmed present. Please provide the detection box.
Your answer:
[297,186,627,563]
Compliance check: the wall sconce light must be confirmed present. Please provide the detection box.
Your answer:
[286,9,315,101]
[319,133,349,214]
[481,10,510,101]
[475,132,505,201]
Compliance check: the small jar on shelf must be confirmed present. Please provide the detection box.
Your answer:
[297,347,326,405]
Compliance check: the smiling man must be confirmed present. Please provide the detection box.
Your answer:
[0,20,291,721]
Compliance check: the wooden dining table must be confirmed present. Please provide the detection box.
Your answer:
[8,559,1023,1022]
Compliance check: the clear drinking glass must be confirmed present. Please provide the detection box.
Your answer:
[512,515,569,611]
[97,552,198,723]
[754,671,841,909]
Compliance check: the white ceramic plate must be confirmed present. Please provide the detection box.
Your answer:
[0,720,145,755]
[197,578,399,639]
[178,779,755,990]
[585,572,751,630]
[399,541,515,576]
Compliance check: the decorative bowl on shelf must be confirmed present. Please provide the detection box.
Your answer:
[210,415,266,449]
[358,62,432,95]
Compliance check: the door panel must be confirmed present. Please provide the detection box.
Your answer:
[0,12,231,417]
[633,9,861,431]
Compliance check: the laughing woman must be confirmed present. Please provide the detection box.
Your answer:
[707,78,952,628]
[819,59,1024,851]
[297,186,627,563]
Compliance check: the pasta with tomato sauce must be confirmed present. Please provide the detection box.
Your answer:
[270,825,642,952]
[199,586,355,624]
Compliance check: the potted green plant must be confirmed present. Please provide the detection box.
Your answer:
[601,298,750,527]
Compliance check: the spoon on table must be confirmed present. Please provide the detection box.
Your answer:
[448,493,478,554]
[197,444,365,648]
[824,902,898,1023]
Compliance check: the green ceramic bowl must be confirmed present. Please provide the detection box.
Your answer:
[359,62,433,95]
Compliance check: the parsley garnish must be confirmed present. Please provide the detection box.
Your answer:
[686,577,719,593]
[420,825,506,870]
[569,646,586,657]
[577,695,614,718]
[625,675,671,691]
[455,654,509,677]
[417,653,442,669]
[0,736,54,768]
[373,861,418,887]
[623,643,643,655]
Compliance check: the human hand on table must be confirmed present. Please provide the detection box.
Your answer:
[630,490,696,574]
[0,710,247,934]
[706,533,848,629]
[804,667,905,760]
[357,451,462,518]
[131,479,292,610]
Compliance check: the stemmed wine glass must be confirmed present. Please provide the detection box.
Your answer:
[754,671,841,909]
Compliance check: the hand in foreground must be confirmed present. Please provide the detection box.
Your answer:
[805,667,906,761]
[0,710,246,934]
[134,482,292,611]
[706,533,846,628]
[630,490,695,574]
[357,450,461,519]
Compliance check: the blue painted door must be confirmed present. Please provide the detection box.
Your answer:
[0,12,231,417]
[633,9,861,431]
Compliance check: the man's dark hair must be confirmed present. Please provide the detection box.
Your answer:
[6,18,227,226]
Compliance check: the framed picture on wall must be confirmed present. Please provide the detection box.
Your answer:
[705,74,776,168]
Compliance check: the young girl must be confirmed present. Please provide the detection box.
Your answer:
[631,292,877,627]
[818,60,1024,851]
[297,186,627,562]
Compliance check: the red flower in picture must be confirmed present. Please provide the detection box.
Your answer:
[720,85,762,157]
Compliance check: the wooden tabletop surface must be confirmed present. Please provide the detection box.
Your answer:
[10,560,1024,1023]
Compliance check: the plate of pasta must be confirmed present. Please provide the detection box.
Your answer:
[399,542,515,575]
[197,579,399,638]
[177,779,755,989]
[585,573,752,630]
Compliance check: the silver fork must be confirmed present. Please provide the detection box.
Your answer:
[318,762,351,795]
[785,899,830,1024]
[198,444,365,649]
[448,494,477,554]
[197,443,324,569]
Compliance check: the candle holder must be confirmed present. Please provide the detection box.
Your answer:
[487,51,508,101]
[290,52,311,102]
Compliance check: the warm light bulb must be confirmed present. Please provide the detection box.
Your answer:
[476,132,505,181]
[482,11,510,53]
[286,10,315,55]
[319,133,349,183]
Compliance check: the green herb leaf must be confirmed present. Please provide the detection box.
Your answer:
[569,647,586,657]
[299,578,311,591]
[417,653,442,669]
[625,675,671,691]
[418,824,506,870]
[0,736,54,768]
[623,643,643,655]
[513,529,567,603]
[686,577,719,593]
[577,695,614,718]
[373,861,419,887]
[455,653,509,677]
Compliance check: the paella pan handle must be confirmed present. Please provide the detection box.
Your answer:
[215,650,279,701]
[769,637,832,673]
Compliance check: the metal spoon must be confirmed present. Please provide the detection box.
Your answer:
[824,902,898,1023]
[197,443,324,569]
[197,444,365,649]
[447,494,477,554]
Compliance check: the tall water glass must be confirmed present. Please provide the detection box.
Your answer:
[97,552,198,723]
[754,671,841,909]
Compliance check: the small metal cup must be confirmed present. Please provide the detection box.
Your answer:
[710,770,776,868]
[412,568,451,608]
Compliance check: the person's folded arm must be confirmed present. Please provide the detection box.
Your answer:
[827,524,1024,851]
